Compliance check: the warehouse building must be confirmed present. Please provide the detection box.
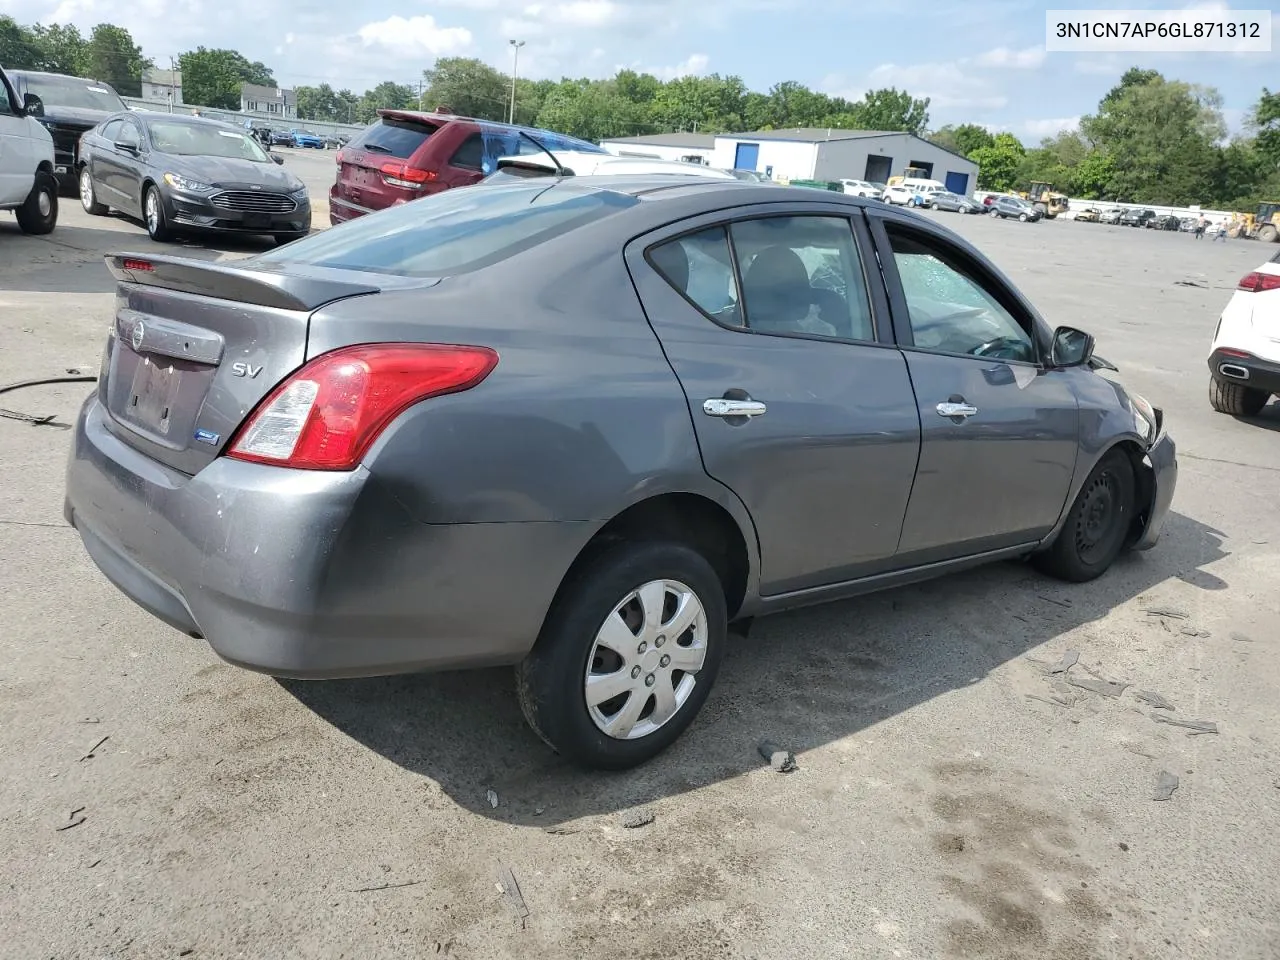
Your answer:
[600,128,980,195]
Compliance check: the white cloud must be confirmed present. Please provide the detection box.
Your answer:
[975,45,1046,69]
[355,15,473,56]
[1022,116,1080,138]
[859,61,1008,110]
[651,53,709,80]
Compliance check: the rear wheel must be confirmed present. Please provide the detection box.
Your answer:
[79,167,107,216]
[1033,449,1135,583]
[1209,376,1269,416]
[143,185,172,242]
[989,209,1000,218]
[1259,224,1279,244]
[516,541,727,770]
[15,172,57,235]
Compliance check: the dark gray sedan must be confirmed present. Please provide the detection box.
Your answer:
[64,178,1176,770]
[76,113,311,244]
[927,190,983,214]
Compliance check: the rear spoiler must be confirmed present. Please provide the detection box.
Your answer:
[105,253,380,312]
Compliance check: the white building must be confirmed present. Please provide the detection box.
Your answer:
[598,132,716,165]
[604,128,981,196]
[140,68,182,106]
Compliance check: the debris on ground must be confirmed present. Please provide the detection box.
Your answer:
[757,741,798,773]
[352,878,429,893]
[1047,649,1080,675]
[1173,279,1207,288]
[1143,605,1189,620]
[1179,626,1210,638]
[497,865,529,928]
[56,807,87,831]
[543,826,579,836]
[1135,690,1176,711]
[485,789,499,809]
[1230,632,1253,643]
[1151,714,1219,736]
[1038,595,1073,608]
[1064,673,1130,699]
[79,735,109,761]
[620,809,655,829]
[1154,771,1180,801]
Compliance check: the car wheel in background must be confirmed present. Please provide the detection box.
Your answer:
[143,185,172,242]
[1033,448,1136,583]
[16,172,58,235]
[516,541,727,770]
[1019,213,1029,222]
[79,167,107,216]
[1209,377,1270,417]
[989,209,1000,218]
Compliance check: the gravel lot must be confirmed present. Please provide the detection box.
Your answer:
[2,180,1278,960]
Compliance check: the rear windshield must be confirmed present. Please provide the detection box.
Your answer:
[348,117,440,159]
[254,181,639,277]
[22,74,125,112]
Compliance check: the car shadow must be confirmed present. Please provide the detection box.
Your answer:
[281,508,1227,827]
[1238,401,1280,433]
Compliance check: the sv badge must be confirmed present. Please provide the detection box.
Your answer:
[231,361,263,379]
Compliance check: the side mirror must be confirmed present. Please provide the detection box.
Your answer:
[272,153,284,165]
[23,92,43,117]
[113,140,139,155]
[1051,325,1095,368]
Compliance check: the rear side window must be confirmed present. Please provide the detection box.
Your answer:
[255,181,639,277]
[449,134,485,171]
[349,118,439,159]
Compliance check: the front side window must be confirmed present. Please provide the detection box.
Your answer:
[885,226,1035,364]
[117,120,140,148]
[100,119,123,142]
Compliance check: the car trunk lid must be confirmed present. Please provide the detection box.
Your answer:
[334,113,447,214]
[98,253,394,474]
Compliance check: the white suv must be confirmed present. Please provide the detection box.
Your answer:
[1208,249,1280,417]
[492,151,736,181]
[0,66,57,234]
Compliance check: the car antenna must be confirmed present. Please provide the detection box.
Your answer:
[516,129,566,180]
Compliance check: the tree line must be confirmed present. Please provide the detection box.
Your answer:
[3,17,1277,209]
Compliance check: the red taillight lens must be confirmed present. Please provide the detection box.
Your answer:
[121,258,154,272]
[380,162,436,188]
[335,149,344,165]
[1238,271,1280,293]
[227,343,498,471]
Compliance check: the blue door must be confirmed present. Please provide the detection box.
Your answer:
[733,142,760,171]
[945,171,969,195]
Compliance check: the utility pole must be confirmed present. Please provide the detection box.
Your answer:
[508,40,525,124]
[168,55,176,113]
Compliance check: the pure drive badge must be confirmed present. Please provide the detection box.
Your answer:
[193,428,220,445]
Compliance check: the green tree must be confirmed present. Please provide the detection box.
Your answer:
[30,23,87,76]
[969,133,1026,190]
[930,123,994,156]
[1251,88,1280,169]
[0,16,49,70]
[355,81,416,124]
[296,83,342,122]
[850,87,930,135]
[84,23,149,96]
[1101,67,1162,107]
[537,82,653,141]
[422,57,508,120]
[179,47,276,110]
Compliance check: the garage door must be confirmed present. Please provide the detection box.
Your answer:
[945,171,969,195]
[733,142,760,171]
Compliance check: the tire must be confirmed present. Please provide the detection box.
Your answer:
[989,209,1000,218]
[1033,449,1136,583]
[930,202,940,210]
[516,541,728,770]
[1019,213,1028,221]
[143,185,172,242]
[15,172,57,235]
[79,167,107,216]
[1209,376,1269,416]
[1259,224,1279,244]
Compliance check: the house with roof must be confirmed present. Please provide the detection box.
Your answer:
[141,68,182,105]
[600,127,980,195]
[240,83,297,120]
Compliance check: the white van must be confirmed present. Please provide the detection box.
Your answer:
[0,66,58,234]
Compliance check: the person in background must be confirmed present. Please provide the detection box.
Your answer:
[1213,220,1228,242]
[1195,214,1206,239]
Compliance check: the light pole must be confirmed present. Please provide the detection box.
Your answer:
[508,39,525,124]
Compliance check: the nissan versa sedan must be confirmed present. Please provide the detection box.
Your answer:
[77,113,311,244]
[64,178,1177,770]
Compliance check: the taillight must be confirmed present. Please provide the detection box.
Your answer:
[335,149,344,165]
[121,258,154,272]
[226,343,498,470]
[1238,271,1280,293]
[380,162,436,189]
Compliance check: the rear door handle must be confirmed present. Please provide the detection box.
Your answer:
[936,401,978,418]
[703,398,767,418]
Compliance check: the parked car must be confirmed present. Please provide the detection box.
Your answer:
[881,183,916,205]
[1207,247,1280,417]
[1179,217,1199,232]
[1120,208,1157,227]
[270,129,294,147]
[1098,207,1124,224]
[64,180,1176,770]
[927,191,982,214]
[290,129,325,149]
[76,112,311,244]
[329,109,606,225]
[988,196,1042,221]
[0,65,59,234]
[1074,208,1101,223]
[324,133,349,149]
[724,169,771,183]
[5,69,126,194]
[1148,214,1181,231]
[491,151,736,181]
[839,178,879,197]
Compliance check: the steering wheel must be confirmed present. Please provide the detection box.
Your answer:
[970,336,1030,361]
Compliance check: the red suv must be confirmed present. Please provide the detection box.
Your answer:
[329,110,606,225]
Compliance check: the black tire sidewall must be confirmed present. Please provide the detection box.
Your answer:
[17,173,57,234]
[520,541,728,770]
[1040,449,1136,582]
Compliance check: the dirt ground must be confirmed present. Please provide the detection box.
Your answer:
[2,177,1278,960]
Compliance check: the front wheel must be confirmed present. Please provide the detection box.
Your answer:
[1033,449,1136,583]
[989,209,1000,218]
[79,167,107,216]
[16,172,57,235]
[143,185,172,242]
[1019,213,1028,221]
[1209,377,1269,416]
[516,541,727,770]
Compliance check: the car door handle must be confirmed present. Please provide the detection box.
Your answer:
[936,401,978,418]
[703,398,767,418]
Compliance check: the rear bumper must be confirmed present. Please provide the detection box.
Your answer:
[65,395,591,679]
[1208,349,1280,397]
[163,188,311,236]
[1133,432,1177,552]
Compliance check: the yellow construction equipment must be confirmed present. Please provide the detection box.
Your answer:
[1018,181,1071,218]
[886,166,931,186]
[1227,202,1280,242]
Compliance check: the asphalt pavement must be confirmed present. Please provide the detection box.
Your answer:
[1,192,1278,960]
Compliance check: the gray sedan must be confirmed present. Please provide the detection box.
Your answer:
[927,191,983,214]
[64,178,1177,770]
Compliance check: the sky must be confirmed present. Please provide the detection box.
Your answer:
[3,0,1276,140]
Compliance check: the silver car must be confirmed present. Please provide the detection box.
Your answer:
[64,178,1177,770]
[927,191,983,214]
